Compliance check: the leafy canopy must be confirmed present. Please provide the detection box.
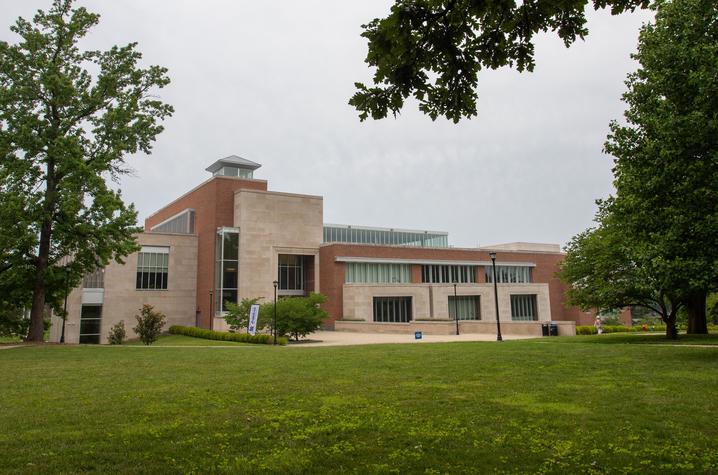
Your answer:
[0,0,173,339]
[560,0,718,337]
[350,0,651,122]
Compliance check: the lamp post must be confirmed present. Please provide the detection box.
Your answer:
[272,280,278,345]
[453,282,459,335]
[489,252,503,342]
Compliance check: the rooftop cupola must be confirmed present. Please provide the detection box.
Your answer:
[205,155,261,179]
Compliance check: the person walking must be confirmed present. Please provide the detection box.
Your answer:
[594,317,604,335]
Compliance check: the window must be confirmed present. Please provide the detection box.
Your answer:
[422,265,476,283]
[278,254,304,294]
[216,228,239,312]
[322,225,449,248]
[83,268,104,288]
[150,209,195,234]
[485,265,532,283]
[136,246,169,290]
[448,295,481,320]
[345,263,411,283]
[511,294,538,321]
[79,305,102,344]
[373,297,412,323]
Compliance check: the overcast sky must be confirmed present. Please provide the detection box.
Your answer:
[1,1,654,248]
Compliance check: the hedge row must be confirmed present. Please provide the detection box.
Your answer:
[168,325,287,345]
[576,325,669,335]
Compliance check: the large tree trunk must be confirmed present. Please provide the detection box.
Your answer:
[666,318,678,340]
[27,220,52,342]
[27,160,56,342]
[686,291,708,334]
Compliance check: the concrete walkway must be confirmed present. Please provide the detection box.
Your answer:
[287,331,535,347]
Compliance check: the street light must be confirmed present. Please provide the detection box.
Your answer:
[272,280,278,345]
[453,282,460,335]
[489,252,503,342]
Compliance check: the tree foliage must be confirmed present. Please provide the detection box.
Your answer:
[560,0,718,337]
[224,297,262,332]
[350,0,651,122]
[260,293,328,341]
[0,0,173,341]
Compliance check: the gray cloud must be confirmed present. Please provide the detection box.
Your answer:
[1,1,654,248]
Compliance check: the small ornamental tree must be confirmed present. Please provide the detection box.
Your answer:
[224,297,262,332]
[133,304,165,345]
[260,293,328,341]
[107,320,126,345]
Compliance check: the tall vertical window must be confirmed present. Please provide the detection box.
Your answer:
[511,295,538,321]
[216,228,239,313]
[373,297,412,323]
[79,305,102,344]
[278,255,304,295]
[485,266,532,283]
[448,296,481,320]
[345,263,410,283]
[136,246,169,290]
[422,265,476,283]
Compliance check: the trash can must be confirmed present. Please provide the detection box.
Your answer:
[549,322,559,336]
[541,323,550,337]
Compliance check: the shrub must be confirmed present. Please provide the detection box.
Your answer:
[576,326,597,335]
[168,325,287,345]
[224,297,262,332]
[107,320,126,345]
[133,304,166,346]
[259,293,327,341]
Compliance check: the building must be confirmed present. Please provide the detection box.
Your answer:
[50,156,622,344]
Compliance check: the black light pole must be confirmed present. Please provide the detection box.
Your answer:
[453,282,459,335]
[272,280,278,345]
[209,290,214,330]
[60,268,69,343]
[489,252,503,342]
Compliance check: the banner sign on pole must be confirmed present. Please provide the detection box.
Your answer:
[248,304,260,336]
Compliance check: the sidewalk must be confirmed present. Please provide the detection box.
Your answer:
[288,331,536,347]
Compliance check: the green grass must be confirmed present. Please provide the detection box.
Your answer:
[1,337,717,474]
[125,334,250,346]
[561,332,718,345]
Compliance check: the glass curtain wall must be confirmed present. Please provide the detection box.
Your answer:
[485,266,532,283]
[215,228,239,313]
[448,296,481,320]
[323,225,448,248]
[345,263,411,283]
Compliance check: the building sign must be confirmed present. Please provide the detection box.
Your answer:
[415,331,422,340]
[248,304,260,336]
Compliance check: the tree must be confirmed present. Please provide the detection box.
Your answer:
[559,222,682,338]
[350,0,651,122]
[603,0,717,334]
[259,293,328,341]
[133,304,166,345]
[561,0,717,337]
[224,297,262,332]
[0,1,173,341]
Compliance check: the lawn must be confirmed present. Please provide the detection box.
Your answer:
[1,336,717,474]
[125,334,251,346]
